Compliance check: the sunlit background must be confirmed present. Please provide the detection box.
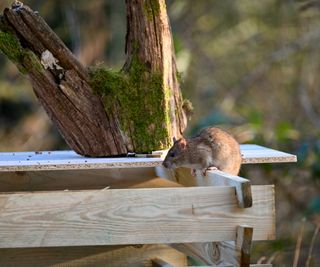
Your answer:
[0,0,319,266]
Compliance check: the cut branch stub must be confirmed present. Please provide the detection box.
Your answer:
[0,4,126,156]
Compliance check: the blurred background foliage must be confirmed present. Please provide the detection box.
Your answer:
[0,0,319,266]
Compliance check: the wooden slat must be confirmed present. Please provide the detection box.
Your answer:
[202,170,252,208]
[0,168,157,192]
[0,145,296,172]
[0,245,187,267]
[157,167,252,208]
[236,225,253,267]
[0,185,274,248]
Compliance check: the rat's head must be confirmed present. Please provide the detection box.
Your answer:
[162,137,188,169]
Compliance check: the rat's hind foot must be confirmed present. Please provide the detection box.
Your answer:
[201,166,218,176]
[191,169,197,177]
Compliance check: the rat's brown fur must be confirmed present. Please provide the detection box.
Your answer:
[162,127,242,176]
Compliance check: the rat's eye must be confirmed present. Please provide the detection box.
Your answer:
[170,152,175,157]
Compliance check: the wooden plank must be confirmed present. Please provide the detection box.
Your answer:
[202,170,252,208]
[0,168,157,192]
[0,145,296,172]
[157,167,252,208]
[0,185,275,248]
[0,244,187,267]
[236,225,253,267]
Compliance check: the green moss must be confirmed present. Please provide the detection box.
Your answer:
[23,50,43,73]
[0,30,43,74]
[0,31,27,73]
[143,0,160,20]
[89,57,172,153]
[89,67,127,96]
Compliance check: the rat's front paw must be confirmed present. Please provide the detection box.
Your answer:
[201,166,218,176]
[191,169,197,177]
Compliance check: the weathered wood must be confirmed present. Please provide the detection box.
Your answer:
[236,225,253,267]
[0,145,296,172]
[0,244,187,267]
[0,185,274,248]
[0,5,127,157]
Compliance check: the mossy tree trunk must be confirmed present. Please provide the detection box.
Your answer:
[0,1,189,156]
[121,0,188,151]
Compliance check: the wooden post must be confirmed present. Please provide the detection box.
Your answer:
[236,225,254,267]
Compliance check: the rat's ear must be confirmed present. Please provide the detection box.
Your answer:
[173,137,177,143]
[179,138,187,150]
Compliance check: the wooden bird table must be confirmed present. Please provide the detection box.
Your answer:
[0,145,296,267]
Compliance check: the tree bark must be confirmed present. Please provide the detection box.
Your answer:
[122,0,187,150]
[0,1,189,156]
[0,4,126,156]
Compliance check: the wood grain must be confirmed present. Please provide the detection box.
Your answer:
[0,186,275,248]
[0,244,187,267]
[0,144,296,172]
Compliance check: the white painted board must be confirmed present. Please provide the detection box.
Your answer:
[0,144,296,172]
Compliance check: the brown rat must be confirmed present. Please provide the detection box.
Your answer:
[162,127,242,176]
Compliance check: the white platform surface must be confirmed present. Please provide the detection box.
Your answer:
[0,144,297,172]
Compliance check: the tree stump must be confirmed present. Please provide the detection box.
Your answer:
[0,0,190,156]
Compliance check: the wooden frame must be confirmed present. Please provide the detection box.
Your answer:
[0,145,296,266]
